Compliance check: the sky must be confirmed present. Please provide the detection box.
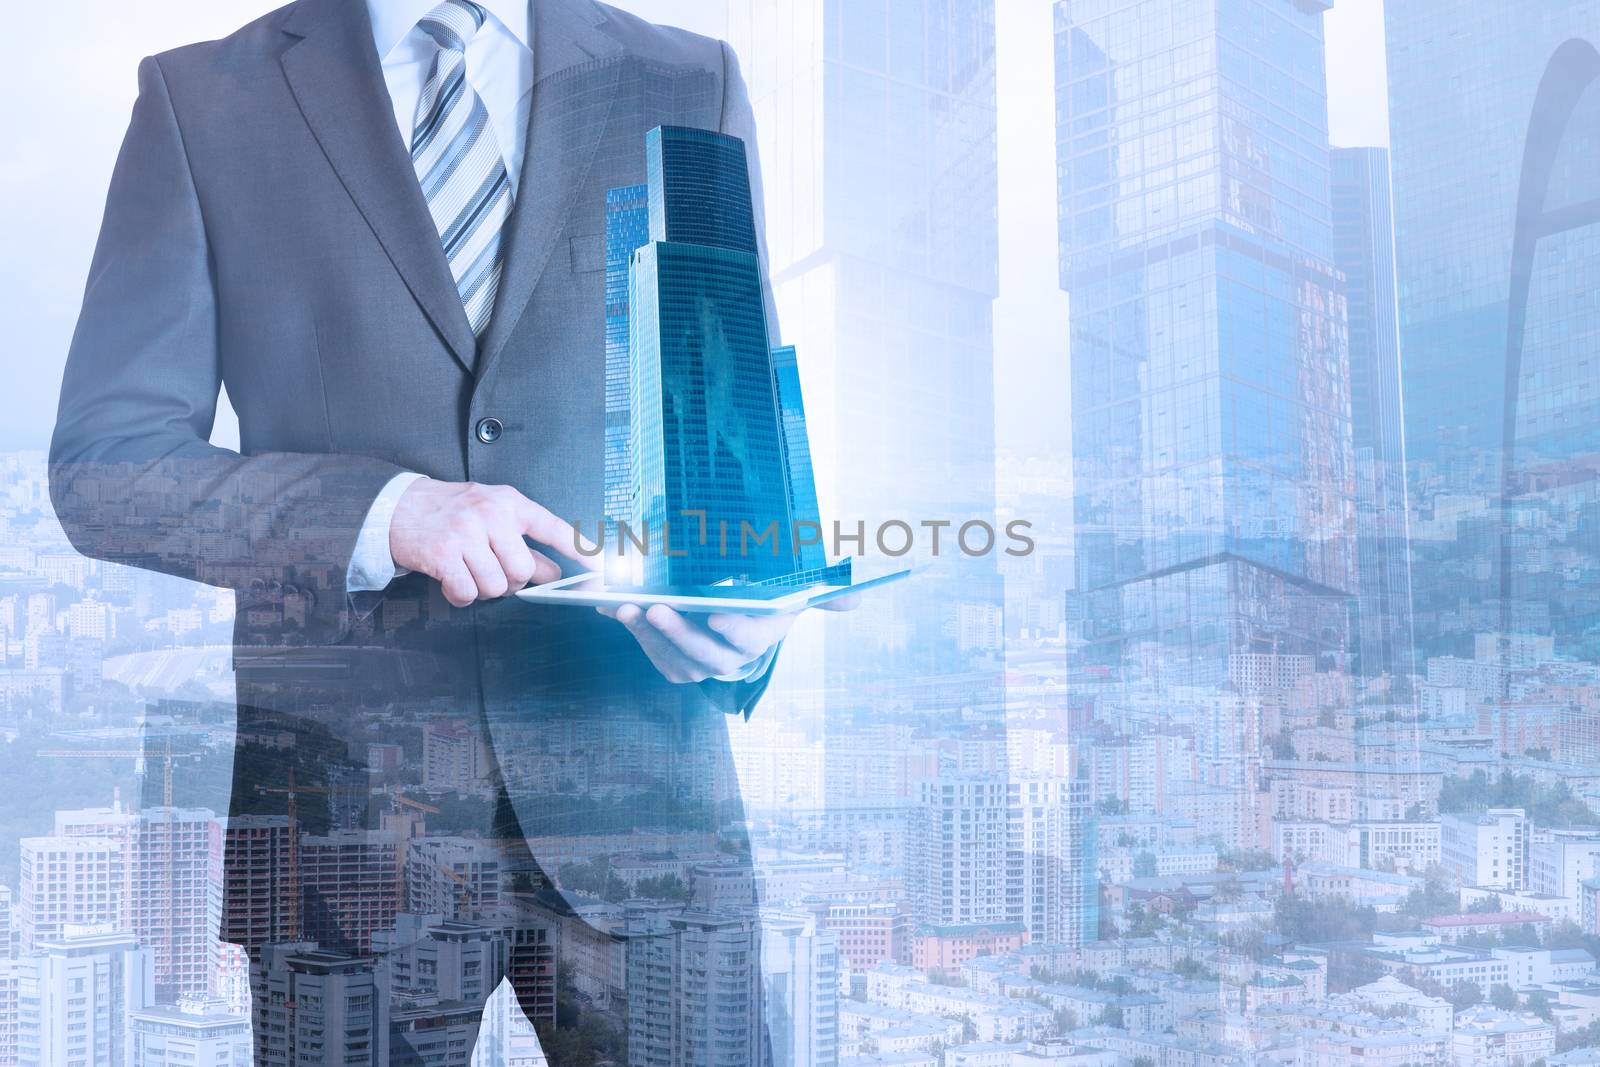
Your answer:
[0,0,1392,456]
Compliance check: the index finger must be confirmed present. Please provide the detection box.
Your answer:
[514,495,597,563]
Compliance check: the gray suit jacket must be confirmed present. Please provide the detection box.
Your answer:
[51,0,775,901]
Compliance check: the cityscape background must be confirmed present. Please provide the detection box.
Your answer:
[4,2,1600,1067]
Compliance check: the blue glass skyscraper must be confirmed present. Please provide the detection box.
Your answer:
[605,184,650,527]
[1387,3,1600,654]
[771,345,827,574]
[1055,0,1356,686]
[1331,147,1415,685]
[625,126,821,586]
[729,0,1004,679]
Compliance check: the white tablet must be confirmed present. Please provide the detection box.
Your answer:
[514,567,912,615]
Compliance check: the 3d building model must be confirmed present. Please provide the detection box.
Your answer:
[605,126,834,587]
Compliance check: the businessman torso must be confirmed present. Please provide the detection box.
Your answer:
[53,0,770,952]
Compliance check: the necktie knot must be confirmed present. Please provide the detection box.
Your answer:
[418,0,488,53]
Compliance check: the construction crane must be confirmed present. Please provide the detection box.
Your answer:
[39,737,185,806]
[391,793,440,815]
[254,769,331,827]
[429,858,479,919]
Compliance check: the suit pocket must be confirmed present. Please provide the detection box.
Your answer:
[569,233,604,273]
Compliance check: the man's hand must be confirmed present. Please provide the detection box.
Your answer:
[599,595,858,684]
[390,478,592,608]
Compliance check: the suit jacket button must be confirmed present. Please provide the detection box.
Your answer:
[476,417,504,444]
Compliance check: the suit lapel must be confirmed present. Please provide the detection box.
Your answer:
[280,0,479,374]
[475,0,624,378]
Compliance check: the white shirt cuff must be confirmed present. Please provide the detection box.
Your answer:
[347,472,425,593]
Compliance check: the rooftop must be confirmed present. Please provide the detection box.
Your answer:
[1421,911,1550,927]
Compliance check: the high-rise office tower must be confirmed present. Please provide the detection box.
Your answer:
[1055,0,1356,688]
[1331,147,1415,686]
[1011,777,1099,948]
[625,905,765,1067]
[14,928,153,1067]
[605,184,651,526]
[48,802,220,999]
[771,345,827,573]
[17,836,126,951]
[760,912,840,1067]
[0,959,16,1067]
[484,908,557,1028]
[0,887,14,960]
[627,125,821,585]
[252,945,390,1067]
[53,799,138,842]
[420,720,492,794]
[131,807,220,1000]
[371,915,509,1006]
[727,0,1003,675]
[909,775,1015,928]
[220,815,301,952]
[1387,3,1600,653]
[404,837,504,922]
[298,830,403,956]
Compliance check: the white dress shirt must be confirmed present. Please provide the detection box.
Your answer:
[348,0,533,594]
[347,0,772,683]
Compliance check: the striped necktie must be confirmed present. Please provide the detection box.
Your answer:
[411,0,513,339]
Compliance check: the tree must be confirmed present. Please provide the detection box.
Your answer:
[1525,990,1554,1022]
[1437,770,1597,826]
[1133,851,1158,878]
[1558,1020,1600,1053]
[1447,981,1482,1011]
[1098,796,1126,816]
[1098,1005,1125,1029]
[1390,879,1460,924]
[1542,919,1600,959]
[1490,983,1519,1011]
[1327,952,1386,994]
[558,859,611,896]
[1275,893,1380,944]
[633,874,690,903]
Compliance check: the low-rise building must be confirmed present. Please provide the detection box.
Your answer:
[1449,1005,1555,1066]
[1337,974,1454,1031]
[1296,863,1423,911]
[1460,886,1579,925]
[1492,945,1597,987]
[1362,941,1511,997]
[1420,911,1553,943]
[911,923,1028,974]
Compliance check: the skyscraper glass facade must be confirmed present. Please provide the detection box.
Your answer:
[605,185,651,526]
[771,345,827,573]
[1386,1,1600,655]
[1331,147,1414,684]
[628,126,810,585]
[1055,0,1355,686]
[729,0,1003,676]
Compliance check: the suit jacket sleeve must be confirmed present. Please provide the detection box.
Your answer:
[49,56,404,634]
